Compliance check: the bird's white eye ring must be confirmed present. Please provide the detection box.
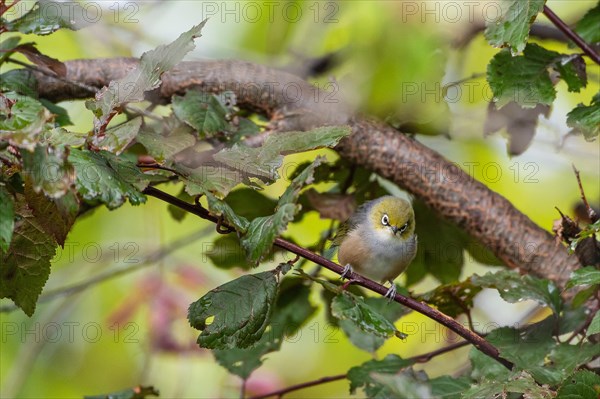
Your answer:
[381,214,389,226]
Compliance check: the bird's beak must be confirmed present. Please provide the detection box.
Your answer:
[391,225,399,235]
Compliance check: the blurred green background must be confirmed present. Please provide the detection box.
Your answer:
[1,1,598,398]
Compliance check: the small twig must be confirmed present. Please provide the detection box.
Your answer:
[565,293,600,343]
[249,339,474,399]
[572,164,599,223]
[542,5,600,65]
[143,187,514,370]
[249,374,346,399]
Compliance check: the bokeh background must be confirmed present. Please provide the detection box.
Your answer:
[1,1,598,398]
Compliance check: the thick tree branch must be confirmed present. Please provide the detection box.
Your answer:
[143,186,513,370]
[32,58,581,290]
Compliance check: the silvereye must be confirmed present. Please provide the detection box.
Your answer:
[333,196,417,299]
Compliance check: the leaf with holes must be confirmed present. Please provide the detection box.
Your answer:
[188,271,278,349]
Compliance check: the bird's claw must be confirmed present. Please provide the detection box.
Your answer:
[340,264,353,280]
[384,283,397,302]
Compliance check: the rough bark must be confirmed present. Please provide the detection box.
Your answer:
[32,58,581,288]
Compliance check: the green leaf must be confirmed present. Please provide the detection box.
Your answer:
[239,157,324,263]
[24,180,78,246]
[0,196,57,316]
[471,269,561,314]
[0,69,38,98]
[566,266,600,288]
[0,185,15,254]
[429,375,471,399]
[417,280,482,318]
[469,345,511,382]
[0,93,52,148]
[223,188,277,220]
[206,235,255,270]
[136,119,197,162]
[90,117,142,154]
[213,126,351,183]
[213,277,316,379]
[188,271,278,349]
[587,310,600,336]
[86,21,207,130]
[84,386,159,399]
[575,2,600,45]
[487,44,561,108]
[331,292,400,343]
[370,369,433,399]
[336,295,409,353]
[347,354,415,396]
[39,100,73,127]
[205,192,249,232]
[406,200,465,285]
[484,0,546,53]
[567,93,600,140]
[463,371,554,399]
[554,55,587,92]
[240,203,297,264]
[69,149,151,209]
[38,127,86,147]
[5,0,91,35]
[556,370,600,399]
[21,144,74,198]
[485,325,600,385]
[172,90,234,137]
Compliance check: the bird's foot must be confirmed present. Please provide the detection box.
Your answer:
[384,282,397,302]
[340,264,353,280]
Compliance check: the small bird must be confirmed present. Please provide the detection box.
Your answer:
[332,196,417,299]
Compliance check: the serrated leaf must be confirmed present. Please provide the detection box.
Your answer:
[38,127,86,147]
[69,149,151,209]
[429,375,471,399]
[205,192,249,232]
[223,188,277,220]
[188,271,278,349]
[172,90,234,137]
[485,325,600,385]
[24,180,78,246]
[213,277,316,379]
[0,93,52,148]
[575,3,600,45]
[213,126,350,183]
[469,345,512,382]
[417,280,482,318]
[554,54,587,93]
[84,386,159,399]
[5,0,91,35]
[347,354,415,395]
[471,270,561,314]
[0,185,15,254]
[239,157,323,263]
[240,203,298,264]
[463,371,554,399]
[484,0,546,53]
[91,117,142,154]
[86,21,207,131]
[566,266,600,288]
[21,144,74,198]
[335,294,409,353]
[487,44,559,108]
[331,292,399,341]
[0,196,56,316]
[567,93,600,140]
[136,121,196,162]
[556,370,600,399]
